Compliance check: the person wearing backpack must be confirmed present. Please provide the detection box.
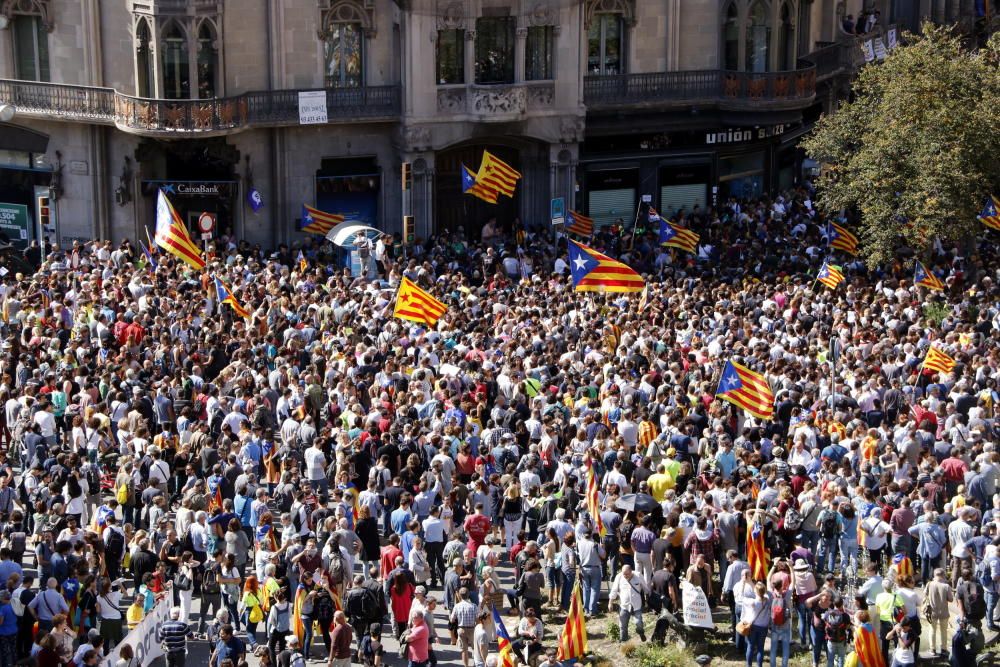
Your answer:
[821,596,852,667]
[266,589,292,666]
[816,503,843,574]
[768,579,792,667]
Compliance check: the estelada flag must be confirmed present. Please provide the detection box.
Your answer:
[556,580,589,661]
[214,276,250,319]
[827,221,859,255]
[567,239,645,293]
[977,195,1000,231]
[476,150,520,198]
[854,622,886,667]
[300,204,344,235]
[565,210,594,237]
[492,606,517,667]
[747,521,770,580]
[461,164,498,204]
[716,360,775,421]
[155,189,206,271]
[393,277,447,326]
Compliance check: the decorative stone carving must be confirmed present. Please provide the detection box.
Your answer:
[437,87,467,113]
[526,84,554,109]
[436,0,465,30]
[319,0,377,39]
[403,126,431,151]
[584,0,635,29]
[1,0,53,31]
[559,116,585,143]
[470,86,526,115]
[525,1,556,27]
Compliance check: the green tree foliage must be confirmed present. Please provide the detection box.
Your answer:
[802,24,1000,264]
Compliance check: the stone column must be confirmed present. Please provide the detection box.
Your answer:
[515,27,527,82]
[464,31,476,84]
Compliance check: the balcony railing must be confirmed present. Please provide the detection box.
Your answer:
[0,79,401,133]
[583,66,816,110]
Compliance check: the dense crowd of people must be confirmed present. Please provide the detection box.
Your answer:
[0,186,997,667]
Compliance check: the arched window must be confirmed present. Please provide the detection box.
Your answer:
[324,21,363,87]
[723,2,739,71]
[161,22,190,99]
[746,2,770,73]
[135,18,153,97]
[588,14,623,75]
[777,2,795,70]
[197,21,219,98]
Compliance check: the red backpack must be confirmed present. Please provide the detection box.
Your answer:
[771,594,787,626]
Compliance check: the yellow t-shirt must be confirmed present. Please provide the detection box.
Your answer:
[126,603,144,629]
[647,473,673,502]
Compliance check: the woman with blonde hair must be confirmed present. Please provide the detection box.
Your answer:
[501,483,523,553]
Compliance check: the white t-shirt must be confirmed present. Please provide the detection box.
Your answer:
[304,447,326,481]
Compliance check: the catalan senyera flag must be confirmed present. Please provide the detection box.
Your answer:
[492,606,517,667]
[854,622,886,667]
[923,346,956,374]
[567,240,645,293]
[393,276,447,326]
[914,260,944,291]
[747,521,770,581]
[827,221,859,255]
[716,360,775,420]
[654,210,699,253]
[461,164,498,204]
[292,584,307,643]
[565,210,594,237]
[978,195,1000,231]
[637,284,651,313]
[155,189,206,271]
[476,150,521,198]
[214,277,251,319]
[584,456,606,538]
[891,552,914,579]
[817,262,845,290]
[556,580,589,661]
[300,204,344,235]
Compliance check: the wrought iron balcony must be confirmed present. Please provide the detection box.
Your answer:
[0,79,401,134]
[583,66,816,111]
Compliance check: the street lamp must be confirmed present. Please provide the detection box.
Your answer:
[0,105,15,122]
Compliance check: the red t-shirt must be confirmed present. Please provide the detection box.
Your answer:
[464,513,491,552]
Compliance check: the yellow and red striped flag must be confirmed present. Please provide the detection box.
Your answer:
[155,189,206,271]
[461,164,498,204]
[914,261,944,291]
[476,150,520,198]
[556,580,589,661]
[978,195,1000,231]
[827,221,859,255]
[492,607,517,667]
[214,277,250,319]
[292,585,307,643]
[747,521,770,580]
[300,204,344,235]
[585,455,605,538]
[816,262,845,290]
[891,553,914,579]
[568,240,645,293]
[715,360,775,421]
[565,210,594,237]
[923,346,956,374]
[393,277,447,326]
[854,622,886,667]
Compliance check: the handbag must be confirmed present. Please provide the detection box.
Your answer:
[737,600,767,636]
[174,572,193,591]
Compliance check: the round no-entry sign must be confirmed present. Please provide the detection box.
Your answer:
[197,212,216,234]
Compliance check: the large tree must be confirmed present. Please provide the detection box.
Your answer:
[802,24,1000,265]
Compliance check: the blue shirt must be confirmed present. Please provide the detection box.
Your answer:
[0,559,22,587]
[714,449,737,479]
[0,603,15,636]
[391,508,413,536]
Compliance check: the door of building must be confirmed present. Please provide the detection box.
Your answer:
[435,144,520,241]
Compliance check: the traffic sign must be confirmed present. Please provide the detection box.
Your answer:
[197,212,216,234]
[550,197,565,226]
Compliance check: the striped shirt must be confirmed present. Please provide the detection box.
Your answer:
[157,620,189,653]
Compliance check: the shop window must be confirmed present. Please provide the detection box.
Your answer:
[324,22,363,88]
[436,29,465,84]
[12,14,49,82]
[525,25,554,81]
[135,19,154,97]
[777,3,795,70]
[475,16,515,84]
[746,2,770,73]
[588,14,623,75]
[723,3,739,71]
[161,22,190,99]
[197,21,219,98]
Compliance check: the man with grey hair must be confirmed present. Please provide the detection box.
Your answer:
[157,606,189,667]
[26,577,67,632]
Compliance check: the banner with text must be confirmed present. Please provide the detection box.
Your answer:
[100,597,171,667]
[681,581,715,629]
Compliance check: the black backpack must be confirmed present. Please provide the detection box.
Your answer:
[105,529,125,556]
[203,564,221,595]
[820,512,838,538]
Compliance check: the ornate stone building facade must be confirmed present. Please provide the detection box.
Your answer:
[0,0,974,247]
